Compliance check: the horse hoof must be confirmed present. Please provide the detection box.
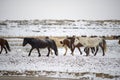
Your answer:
[71,54,74,56]
[56,54,58,56]
[38,55,41,57]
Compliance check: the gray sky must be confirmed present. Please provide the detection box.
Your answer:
[0,0,120,20]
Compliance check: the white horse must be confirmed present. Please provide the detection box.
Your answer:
[73,37,107,56]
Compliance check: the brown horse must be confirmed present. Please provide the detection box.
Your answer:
[0,38,11,54]
[60,36,96,56]
[60,36,82,56]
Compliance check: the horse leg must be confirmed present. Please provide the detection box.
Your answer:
[3,46,8,54]
[86,48,90,56]
[84,47,87,55]
[64,45,67,56]
[99,44,105,56]
[28,48,34,56]
[37,48,41,57]
[47,47,50,57]
[0,46,3,54]
[91,47,95,54]
[71,47,75,56]
[77,47,82,55]
[94,46,99,56]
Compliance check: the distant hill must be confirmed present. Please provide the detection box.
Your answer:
[0,19,120,26]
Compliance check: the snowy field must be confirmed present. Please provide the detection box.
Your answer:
[0,20,120,37]
[0,20,120,80]
[0,39,120,80]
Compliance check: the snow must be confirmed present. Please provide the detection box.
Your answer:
[0,20,120,79]
[0,20,120,37]
[0,39,120,79]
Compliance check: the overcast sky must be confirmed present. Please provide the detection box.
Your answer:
[0,0,120,20]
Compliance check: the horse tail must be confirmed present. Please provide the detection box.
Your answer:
[52,40,58,54]
[102,39,107,52]
[60,41,65,46]
[5,40,11,51]
[118,40,120,44]
[60,41,63,44]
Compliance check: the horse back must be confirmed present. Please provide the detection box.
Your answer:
[79,37,102,47]
[37,39,49,48]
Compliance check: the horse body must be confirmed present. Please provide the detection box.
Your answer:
[60,36,85,56]
[77,37,102,47]
[74,37,107,56]
[60,38,74,56]
[23,37,58,57]
[0,38,11,54]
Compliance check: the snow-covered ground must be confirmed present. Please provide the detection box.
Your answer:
[0,39,119,80]
[0,20,120,37]
[0,20,120,80]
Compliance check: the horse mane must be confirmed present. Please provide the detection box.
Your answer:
[24,37,34,40]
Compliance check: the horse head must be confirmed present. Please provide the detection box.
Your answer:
[23,38,30,46]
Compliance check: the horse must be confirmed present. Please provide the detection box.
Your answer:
[0,38,11,54]
[60,36,96,56]
[73,37,107,56]
[60,36,82,56]
[118,40,120,44]
[22,37,58,57]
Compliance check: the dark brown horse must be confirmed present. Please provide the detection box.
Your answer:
[0,38,11,54]
[23,37,58,57]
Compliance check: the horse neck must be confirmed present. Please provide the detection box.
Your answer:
[26,39,33,46]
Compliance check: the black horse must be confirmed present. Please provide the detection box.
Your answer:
[22,37,58,57]
[0,38,11,54]
[118,39,120,44]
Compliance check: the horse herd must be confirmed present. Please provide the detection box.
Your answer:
[0,36,120,57]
